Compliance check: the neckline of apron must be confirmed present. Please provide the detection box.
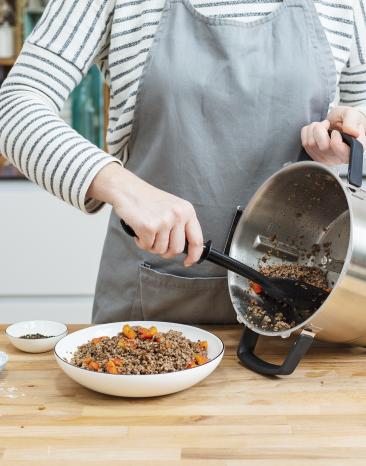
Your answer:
[178,0,307,28]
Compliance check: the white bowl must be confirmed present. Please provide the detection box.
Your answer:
[0,352,8,372]
[5,321,68,353]
[54,321,224,397]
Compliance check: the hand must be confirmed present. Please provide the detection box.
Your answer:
[301,106,366,165]
[87,163,203,267]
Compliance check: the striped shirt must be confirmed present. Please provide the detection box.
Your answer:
[0,0,366,213]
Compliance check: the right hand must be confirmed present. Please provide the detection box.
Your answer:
[88,164,204,267]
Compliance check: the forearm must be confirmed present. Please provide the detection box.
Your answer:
[86,162,161,211]
[0,42,121,213]
[86,162,129,206]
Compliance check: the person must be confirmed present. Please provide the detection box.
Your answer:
[0,0,365,324]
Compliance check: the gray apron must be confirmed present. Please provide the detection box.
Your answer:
[92,0,336,324]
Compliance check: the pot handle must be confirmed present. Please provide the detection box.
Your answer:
[237,326,315,376]
[300,130,364,188]
[340,132,364,188]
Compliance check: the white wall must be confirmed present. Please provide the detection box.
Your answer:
[0,181,111,323]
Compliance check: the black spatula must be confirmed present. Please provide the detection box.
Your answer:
[120,220,329,319]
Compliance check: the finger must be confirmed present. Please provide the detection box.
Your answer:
[184,217,204,267]
[313,121,331,152]
[300,125,309,148]
[356,122,366,149]
[306,122,316,149]
[162,224,186,259]
[329,130,350,164]
[150,229,170,255]
[327,107,344,132]
[342,108,363,138]
[303,124,327,163]
[357,132,366,150]
[134,226,156,250]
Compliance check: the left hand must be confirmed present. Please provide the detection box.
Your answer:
[301,106,366,165]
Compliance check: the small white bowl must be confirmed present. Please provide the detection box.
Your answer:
[5,320,68,353]
[55,321,224,397]
[0,352,8,372]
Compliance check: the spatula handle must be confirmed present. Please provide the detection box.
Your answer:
[119,220,282,294]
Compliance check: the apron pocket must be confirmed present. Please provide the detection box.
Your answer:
[137,263,237,324]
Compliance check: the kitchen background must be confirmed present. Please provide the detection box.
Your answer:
[0,0,365,324]
[0,0,111,323]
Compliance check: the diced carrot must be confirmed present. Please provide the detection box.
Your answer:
[83,357,92,365]
[198,340,208,351]
[138,326,158,340]
[88,361,100,371]
[186,361,197,369]
[91,336,109,345]
[122,324,137,339]
[105,360,118,374]
[194,354,209,365]
[138,327,151,340]
[111,357,123,366]
[250,282,263,294]
[325,287,332,293]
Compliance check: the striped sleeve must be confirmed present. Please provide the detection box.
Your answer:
[338,0,366,117]
[0,0,119,214]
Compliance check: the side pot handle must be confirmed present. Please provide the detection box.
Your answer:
[237,326,315,376]
[340,132,363,188]
[300,130,363,188]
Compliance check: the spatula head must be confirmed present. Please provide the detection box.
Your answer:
[270,277,329,312]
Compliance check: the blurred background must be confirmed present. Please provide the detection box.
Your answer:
[0,0,111,323]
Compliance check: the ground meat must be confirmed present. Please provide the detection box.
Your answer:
[70,325,209,375]
[246,264,328,332]
[261,264,328,289]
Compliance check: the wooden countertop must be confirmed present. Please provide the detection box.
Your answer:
[1,324,366,465]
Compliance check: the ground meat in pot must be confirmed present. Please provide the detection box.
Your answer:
[70,325,209,375]
[246,264,329,332]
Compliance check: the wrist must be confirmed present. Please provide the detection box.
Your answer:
[86,161,133,207]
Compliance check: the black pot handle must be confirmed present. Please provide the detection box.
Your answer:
[341,132,364,188]
[300,130,363,188]
[237,326,315,376]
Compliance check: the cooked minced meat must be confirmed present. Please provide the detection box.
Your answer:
[260,264,328,289]
[70,325,209,375]
[247,264,329,332]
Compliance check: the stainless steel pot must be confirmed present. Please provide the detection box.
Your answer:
[227,133,366,375]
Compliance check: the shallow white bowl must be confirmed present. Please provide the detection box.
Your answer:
[54,321,224,397]
[0,352,8,372]
[6,321,68,353]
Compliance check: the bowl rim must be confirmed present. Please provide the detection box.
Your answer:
[54,321,225,377]
[5,320,68,339]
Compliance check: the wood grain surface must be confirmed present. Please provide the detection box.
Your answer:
[1,324,366,465]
